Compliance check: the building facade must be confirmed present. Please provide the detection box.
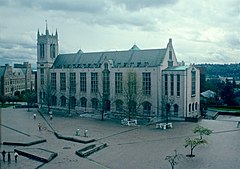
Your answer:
[37,27,200,118]
[0,62,32,96]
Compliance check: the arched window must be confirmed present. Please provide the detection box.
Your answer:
[195,102,198,110]
[51,95,57,106]
[115,99,123,112]
[91,98,99,109]
[192,103,194,111]
[80,97,87,107]
[103,99,111,111]
[129,100,137,114]
[70,96,76,109]
[61,96,66,107]
[189,104,191,112]
[143,101,152,116]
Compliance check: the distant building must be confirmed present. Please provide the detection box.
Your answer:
[37,26,200,119]
[0,62,33,96]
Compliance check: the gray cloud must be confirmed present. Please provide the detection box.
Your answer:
[113,0,178,11]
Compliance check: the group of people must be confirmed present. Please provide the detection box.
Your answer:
[1,150,18,162]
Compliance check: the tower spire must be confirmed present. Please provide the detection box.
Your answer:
[37,28,40,38]
[45,19,49,35]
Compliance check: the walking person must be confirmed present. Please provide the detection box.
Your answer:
[33,113,36,119]
[2,150,6,162]
[7,152,11,162]
[14,151,18,162]
[50,114,53,120]
[38,123,41,131]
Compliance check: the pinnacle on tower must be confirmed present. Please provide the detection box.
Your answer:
[55,29,58,37]
[45,19,49,35]
[37,28,40,38]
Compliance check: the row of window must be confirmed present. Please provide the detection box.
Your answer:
[49,72,152,95]
[39,43,56,59]
[189,102,198,112]
[42,94,155,114]
[164,71,196,97]
[164,74,181,96]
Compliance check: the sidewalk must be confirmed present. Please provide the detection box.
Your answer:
[1,107,240,169]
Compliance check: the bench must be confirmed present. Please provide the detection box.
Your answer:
[121,118,137,126]
[156,123,172,130]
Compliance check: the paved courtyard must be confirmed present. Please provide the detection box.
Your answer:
[0,107,240,169]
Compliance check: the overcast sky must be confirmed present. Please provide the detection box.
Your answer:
[0,0,239,67]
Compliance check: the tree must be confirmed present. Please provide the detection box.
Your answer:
[221,79,236,106]
[193,125,213,139]
[23,90,37,111]
[165,150,183,169]
[0,95,6,107]
[184,137,207,157]
[121,70,145,121]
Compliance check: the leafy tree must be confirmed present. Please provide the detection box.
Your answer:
[165,150,183,169]
[121,70,145,121]
[23,90,37,111]
[185,137,207,157]
[221,79,236,106]
[0,95,6,106]
[193,125,213,139]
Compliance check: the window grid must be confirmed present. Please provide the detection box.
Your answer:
[70,72,76,92]
[143,72,151,95]
[40,68,44,85]
[60,73,66,91]
[164,74,168,95]
[40,44,44,58]
[80,73,87,92]
[170,74,174,96]
[177,74,180,96]
[115,72,123,94]
[91,73,98,93]
[51,73,56,90]
[192,71,196,96]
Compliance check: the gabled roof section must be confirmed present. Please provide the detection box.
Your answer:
[53,47,167,68]
[130,44,140,50]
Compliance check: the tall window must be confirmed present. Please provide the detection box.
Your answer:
[50,44,56,58]
[191,70,196,96]
[177,74,180,96]
[80,72,87,92]
[170,74,174,96]
[103,63,110,96]
[61,96,66,107]
[143,72,151,95]
[70,72,76,92]
[164,74,168,95]
[115,72,123,94]
[169,50,172,60]
[91,72,98,93]
[128,72,137,94]
[51,72,56,90]
[40,44,45,58]
[40,68,44,85]
[60,73,66,91]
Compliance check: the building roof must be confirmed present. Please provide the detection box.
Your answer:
[53,47,167,68]
[201,90,216,98]
[163,65,190,71]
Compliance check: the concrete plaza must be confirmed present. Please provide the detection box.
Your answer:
[0,107,240,169]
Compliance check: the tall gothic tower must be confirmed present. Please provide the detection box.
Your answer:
[37,23,59,104]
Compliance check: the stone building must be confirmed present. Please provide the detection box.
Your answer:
[0,62,32,96]
[37,27,200,119]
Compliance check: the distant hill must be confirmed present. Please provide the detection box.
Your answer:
[197,63,240,79]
